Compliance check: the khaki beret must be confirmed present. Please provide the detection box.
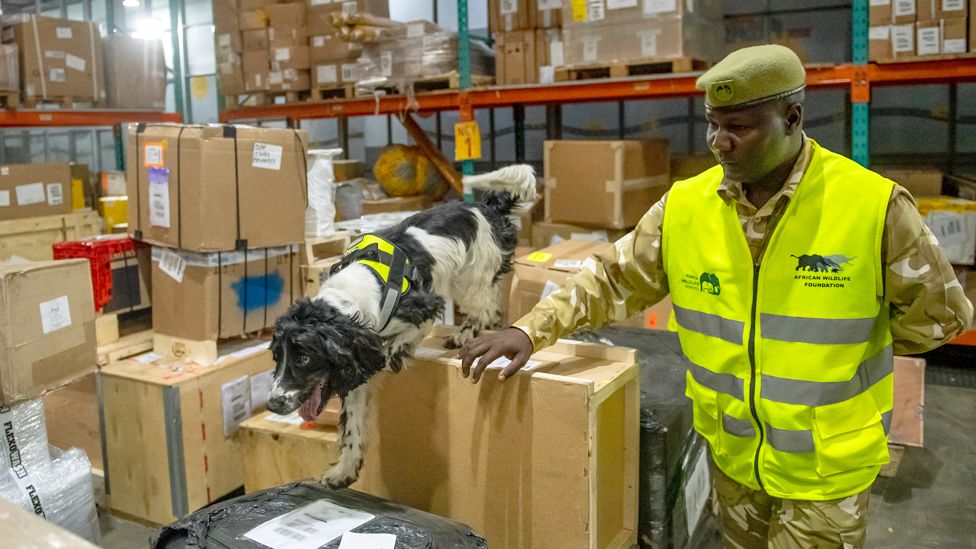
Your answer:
[696,45,806,109]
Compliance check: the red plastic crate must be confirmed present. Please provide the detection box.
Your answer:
[53,236,137,312]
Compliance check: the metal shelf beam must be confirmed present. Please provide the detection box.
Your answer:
[0,110,182,127]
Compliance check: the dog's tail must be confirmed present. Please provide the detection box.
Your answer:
[462,164,538,202]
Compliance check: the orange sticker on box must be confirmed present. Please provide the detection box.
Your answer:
[144,142,164,167]
[526,251,553,262]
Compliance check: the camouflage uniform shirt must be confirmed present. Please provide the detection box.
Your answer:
[513,137,975,355]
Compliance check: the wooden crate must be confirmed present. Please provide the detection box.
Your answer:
[0,210,101,260]
[239,411,341,493]
[101,343,275,525]
[300,232,351,265]
[43,373,104,471]
[354,326,640,549]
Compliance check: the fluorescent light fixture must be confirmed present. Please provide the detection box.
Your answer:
[132,17,165,40]
[122,0,140,7]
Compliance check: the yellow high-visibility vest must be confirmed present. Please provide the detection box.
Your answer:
[663,140,895,500]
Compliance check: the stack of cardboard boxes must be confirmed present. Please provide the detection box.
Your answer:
[308,0,387,91]
[124,124,307,359]
[214,0,246,96]
[490,0,564,85]
[0,259,100,542]
[558,0,725,69]
[241,1,312,94]
[869,0,971,61]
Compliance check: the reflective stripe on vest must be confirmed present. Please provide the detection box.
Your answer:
[663,140,895,500]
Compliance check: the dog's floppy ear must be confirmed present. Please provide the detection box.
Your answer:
[319,317,386,397]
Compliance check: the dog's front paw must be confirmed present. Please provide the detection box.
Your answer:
[444,331,474,350]
[320,470,357,490]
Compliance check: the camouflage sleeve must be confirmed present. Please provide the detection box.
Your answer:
[512,194,671,351]
[884,185,974,355]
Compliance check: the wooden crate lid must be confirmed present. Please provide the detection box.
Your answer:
[241,410,339,443]
[100,340,271,386]
[414,326,638,401]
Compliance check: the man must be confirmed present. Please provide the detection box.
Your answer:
[459,45,973,548]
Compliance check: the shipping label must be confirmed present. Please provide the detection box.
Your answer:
[39,295,71,334]
[252,142,284,170]
[46,183,63,206]
[148,167,171,228]
[15,183,45,206]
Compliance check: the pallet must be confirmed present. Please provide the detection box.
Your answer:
[309,83,356,101]
[97,329,154,367]
[555,57,710,82]
[360,72,494,96]
[0,210,102,261]
[0,90,19,109]
[875,52,976,64]
[21,95,104,109]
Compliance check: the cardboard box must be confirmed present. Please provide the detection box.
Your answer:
[0,44,18,92]
[872,0,919,24]
[891,23,917,57]
[531,220,629,248]
[0,497,98,548]
[916,19,941,55]
[270,45,310,70]
[98,196,127,229]
[2,15,104,103]
[240,411,340,493]
[102,345,275,525]
[332,159,364,181]
[881,168,943,197]
[489,0,563,32]
[212,0,241,29]
[972,0,976,51]
[890,356,925,447]
[509,239,611,321]
[915,196,976,265]
[242,28,270,51]
[561,14,725,66]
[516,198,544,246]
[544,140,669,229]
[239,9,269,30]
[269,26,308,48]
[215,28,243,52]
[496,29,549,85]
[217,49,246,95]
[941,16,967,53]
[955,266,976,315]
[151,245,300,341]
[268,68,311,91]
[243,49,271,73]
[309,33,362,63]
[918,0,969,19]
[244,69,267,91]
[267,3,307,28]
[870,26,894,60]
[360,195,433,215]
[307,0,391,36]
[0,259,96,406]
[103,35,167,110]
[125,124,309,251]
[0,162,72,221]
[354,326,639,548]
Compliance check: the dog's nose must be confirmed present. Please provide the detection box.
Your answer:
[267,389,291,414]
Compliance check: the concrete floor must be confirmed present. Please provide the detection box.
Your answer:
[97,379,976,549]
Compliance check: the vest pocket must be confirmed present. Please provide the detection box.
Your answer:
[812,393,890,477]
[685,372,720,450]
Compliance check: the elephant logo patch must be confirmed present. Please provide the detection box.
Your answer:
[699,272,721,295]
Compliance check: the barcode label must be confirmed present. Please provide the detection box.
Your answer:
[148,167,171,228]
[158,249,187,283]
[56,26,72,39]
[500,0,518,14]
[49,68,66,82]
[274,526,307,540]
[222,375,252,437]
[639,30,658,57]
[943,0,964,11]
[244,500,376,549]
[144,142,164,167]
[587,0,605,21]
[317,65,338,84]
[46,183,63,206]
[927,213,967,246]
[608,0,637,9]
[554,259,584,270]
[15,183,45,205]
[644,0,678,14]
[944,38,966,54]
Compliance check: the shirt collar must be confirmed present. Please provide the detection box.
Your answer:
[717,134,813,207]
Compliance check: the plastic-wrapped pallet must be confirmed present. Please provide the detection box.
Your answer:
[0,400,100,544]
[570,326,718,548]
[152,481,488,548]
[356,21,494,91]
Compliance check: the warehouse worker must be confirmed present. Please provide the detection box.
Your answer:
[459,45,973,548]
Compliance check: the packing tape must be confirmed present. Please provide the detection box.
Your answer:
[31,16,47,98]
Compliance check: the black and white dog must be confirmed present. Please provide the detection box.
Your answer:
[267,165,537,488]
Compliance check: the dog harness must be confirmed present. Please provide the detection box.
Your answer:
[330,234,415,331]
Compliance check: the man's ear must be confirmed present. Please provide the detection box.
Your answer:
[785,103,803,135]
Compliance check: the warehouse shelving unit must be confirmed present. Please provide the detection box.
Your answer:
[0,110,181,127]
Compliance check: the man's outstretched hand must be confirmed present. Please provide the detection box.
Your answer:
[459,328,534,383]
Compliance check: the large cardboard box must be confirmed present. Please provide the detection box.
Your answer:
[0,162,72,221]
[940,16,967,53]
[0,259,96,406]
[103,35,167,110]
[531,220,629,248]
[495,29,548,85]
[217,50,246,95]
[125,124,308,252]
[561,14,725,66]
[870,26,894,61]
[871,0,919,24]
[102,345,275,525]
[242,28,270,51]
[489,0,563,32]
[268,68,311,91]
[916,19,942,55]
[918,0,969,19]
[355,326,639,549]
[0,44,18,92]
[891,23,917,58]
[239,411,340,493]
[881,168,943,197]
[544,140,669,229]
[509,239,611,321]
[271,45,310,70]
[151,245,301,343]
[269,26,308,48]
[1,15,104,104]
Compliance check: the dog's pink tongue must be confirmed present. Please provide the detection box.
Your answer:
[298,386,322,422]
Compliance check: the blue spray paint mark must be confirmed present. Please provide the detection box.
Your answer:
[231,272,284,313]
